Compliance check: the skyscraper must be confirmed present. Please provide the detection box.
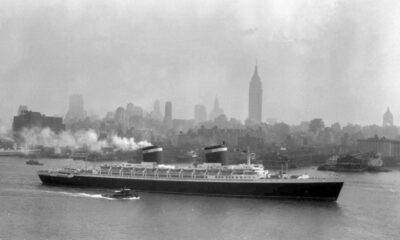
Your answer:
[154,100,161,113]
[164,101,172,129]
[194,104,207,124]
[65,94,86,123]
[125,102,134,119]
[114,107,126,126]
[151,100,163,120]
[248,64,262,124]
[383,107,394,127]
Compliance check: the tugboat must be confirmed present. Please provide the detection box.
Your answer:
[26,159,44,166]
[103,188,139,199]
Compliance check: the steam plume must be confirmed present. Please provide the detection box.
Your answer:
[19,127,151,152]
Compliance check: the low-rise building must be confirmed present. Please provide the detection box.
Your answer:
[358,136,400,166]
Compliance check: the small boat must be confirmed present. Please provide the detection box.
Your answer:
[26,159,44,166]
[102,188,139,199]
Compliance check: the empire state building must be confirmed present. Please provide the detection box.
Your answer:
[248,64,262,124]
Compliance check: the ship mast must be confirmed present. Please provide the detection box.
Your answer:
[246,146,252,166]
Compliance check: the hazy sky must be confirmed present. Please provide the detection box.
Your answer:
[1,0,400,126]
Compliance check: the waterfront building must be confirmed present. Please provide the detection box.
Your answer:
[248,64,263,124]
[237,134,265,153]
[358,136,400,165]
[12,107,65,133]
[178,126,265,151]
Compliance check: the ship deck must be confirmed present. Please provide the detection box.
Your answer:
[38,170,343,184]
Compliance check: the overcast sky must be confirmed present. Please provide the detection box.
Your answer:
[1,0,400,126]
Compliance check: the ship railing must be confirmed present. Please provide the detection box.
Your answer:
[84,167,341,182]
[86,171,340,182]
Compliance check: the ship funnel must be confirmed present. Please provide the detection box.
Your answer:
[141,145,163,164]
[204,144,228,165]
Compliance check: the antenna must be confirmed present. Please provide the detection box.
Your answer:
[247,146,251,166]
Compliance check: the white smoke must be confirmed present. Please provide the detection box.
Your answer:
[0,121,13,140]
[19,127,151,152]
[110,135,151,151]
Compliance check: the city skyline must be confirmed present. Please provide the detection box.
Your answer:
[4,96,399,129]
[1,0,400,126]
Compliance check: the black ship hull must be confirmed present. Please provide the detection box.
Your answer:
[38,173,343,201]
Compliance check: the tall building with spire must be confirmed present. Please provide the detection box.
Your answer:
[209,96,224,121]
[248,64,262,124]
[383,107,394,127]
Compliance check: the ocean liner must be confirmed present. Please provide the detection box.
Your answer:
[38,145,344,201]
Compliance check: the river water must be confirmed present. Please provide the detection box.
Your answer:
[0,157,399,240]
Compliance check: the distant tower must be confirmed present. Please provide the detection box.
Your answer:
[17,105,28,115]
[209,96,224,121]
[383,107,394,127]
[194,104,207,124]
[164,101,172,128]
[154,100,161,114]
[248,64,262,124]
[125,103,134,127]
[114,107,126,126]
[132,106,143,117]
[65,94,86,123]
[152,100,163,120]
[126,102,134,117]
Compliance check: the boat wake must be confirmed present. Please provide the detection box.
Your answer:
[50,191,140,200]
[0,188,140,200]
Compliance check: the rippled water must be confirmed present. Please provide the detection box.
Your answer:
[0,157,399,240]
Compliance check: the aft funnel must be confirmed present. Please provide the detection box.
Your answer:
[141,145,163,163]
[204,144,228,165]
